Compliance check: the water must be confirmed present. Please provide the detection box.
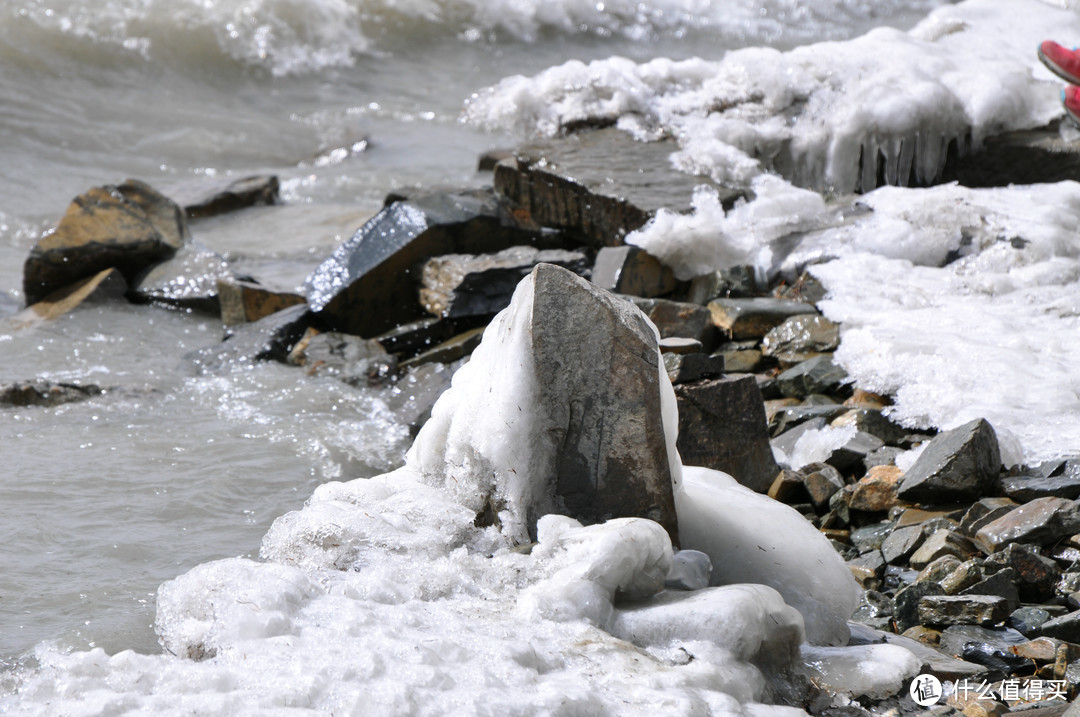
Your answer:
[0,0,965,697]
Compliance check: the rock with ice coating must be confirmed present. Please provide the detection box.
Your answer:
[408,262,679,542]
[676,466,860,645]
[800,643,921,700]
[665,549,712,591]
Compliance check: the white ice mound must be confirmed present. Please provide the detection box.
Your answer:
[676,466,860,646]
[800,644,921,701]
[465,0,1072,193]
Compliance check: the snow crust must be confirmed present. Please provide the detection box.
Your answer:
[465,0,1071,194]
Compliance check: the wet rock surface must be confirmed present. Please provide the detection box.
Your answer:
[0,380,104,407]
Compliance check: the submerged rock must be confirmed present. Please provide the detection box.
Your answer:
[0,381,104,407]
[288,330,397,387]
[130,241,233,313]
[896,418,1001,504]
[217,278,306,327]
[23,179,188,305]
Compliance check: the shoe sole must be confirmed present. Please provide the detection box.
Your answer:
[1039,45,1080,85]
[1065,100,1080,129]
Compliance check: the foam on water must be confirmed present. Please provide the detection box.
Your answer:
[464,0,1072,193]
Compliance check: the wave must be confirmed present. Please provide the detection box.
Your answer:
[0,0,947,76]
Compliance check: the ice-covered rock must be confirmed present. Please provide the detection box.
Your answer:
[800,643,921,700]
[675,466,861,645]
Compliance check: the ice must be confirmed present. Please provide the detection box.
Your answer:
[775,424,858,471]
[666,549,713,591]
[465,0,1073,193]
[800,643,922,700]
[675,466,861,646]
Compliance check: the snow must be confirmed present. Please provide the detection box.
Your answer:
[800,643,922,700]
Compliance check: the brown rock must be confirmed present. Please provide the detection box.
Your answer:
[707,298,819,341]
[168,175,279,219]
[974,497,1080,554]
[218,279,306,327]
[768,469,808,504]
[918,594,1011,628]
[11,267,127,328]
[23,179,188,304]
[849,465,904,512]
[910,529,978,570]
[592,246,677,298]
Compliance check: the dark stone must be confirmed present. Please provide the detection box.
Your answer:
[625,297,719,351]
[399,327,486,370]
[1037,609,1080,643]
[663,352,725,385]
[767,469,808,504]
[851,590,894,625]
[974,497,1080,554]
[189,304,312,372]
[0,381,104,408]
[420,247,589,319]
[478,149,514,172]
[305,188,553,337]
[939,120,1080,188]
[168,175,279,219]
[830,409,909,447]
[825,431,886,477]
[863,446,904,472]
[985,543,1060,602]
[1009,607,1053,636]
[848,550,886,579]
[769,404,850,437]
[850,522,895,554]
[685,265,762,303]
[760,315,840,364]
[801,462,845,511]
[593,246,677,298]
[493,128,744,249]
[893,581,945,632]
[674,375,779,493]
[528,264,678,539]
[12,267,128,328]
[918,595,1011,628]
[707,298,819,341]
[372,317,467,358]
[775,355,848,399]
[713,346,762,374]
[958,568,1021,612]
[999,470,1080,502]
[896,418,1001,504]
[23,179,188,304]
[959,498,1018,538]
[909,529,978,569]
[130,241,233,313]
[938,625,1030,672]
[916,555,963,586]
[217,279,306,327]
[288,330,397,387]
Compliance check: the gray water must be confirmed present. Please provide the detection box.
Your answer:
[0,0,946,668]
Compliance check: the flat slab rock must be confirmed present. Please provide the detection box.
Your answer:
[494,127,744,249]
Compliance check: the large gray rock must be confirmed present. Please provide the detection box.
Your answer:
[674,375,779,493]
[23,179,189,304]
[974,497,1080,554]
[896,419,1001,504]
[305,189,555,337]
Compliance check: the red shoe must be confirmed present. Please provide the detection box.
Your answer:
[1064,85,1080,127]
[1040,40,1080,85]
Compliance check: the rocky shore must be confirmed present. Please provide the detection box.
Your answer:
[9,121,1080,716]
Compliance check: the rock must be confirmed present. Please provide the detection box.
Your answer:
[938,625,1030,672]
[909,530,978,570]
[189,304,312,372]
[941,560,985,595]
[713,345,762,373]
[850,466,904,512]
[863,446,904,472]
[493,128,743,249]
[674,375,779,493]
[851,590,893,627]
[881,526,924,565]
[824,431,886,477]
[1009,636,1068,663]
[686,265,762,304]
[958,569,1021,613]
[592,246,677,298]
[305,188,552,337]
[23,179,189,304]
[420,247,589,319]
[901,625,942,645]
[662,352,725,385]
[10,267,128,328]
[848,551,886,584]
[665,550,712,591]
[850,522,895,554]
[999,469,1080,502]
[217,279,306,327]
[372,317,463,358]
[167,175,279,219]
[895,507,965,527]
[761,315,840,363]
[896,419,1001,504]
[658,337,702,355]
[0,381,104,408]
[770,404,851,437]
[974,498,1080,554]
[1039,610,1080,643]
[130,241,233,313]
[917,555,964,586]
[776,271,828,305]
[771,417,829,461]
[625,297,719,350]
[399,327,486,370]
[707,298,819,341]
[1009,607,1054,637]
[775,355,848,399]
[288,330,397,387]
[893,582,946,632]
[801,462,845,510]
[830,409,909,446]
[919,595,1011,628]
[985,543,1060,602]
[477,149,514,172]
[768,469,808,504]
[959,498,1018,538]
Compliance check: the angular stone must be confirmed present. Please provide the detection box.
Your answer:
[665,550,712,591]
[775,355,848,399]
[760,315,840,364]
[917,555,963,586]
[674,375,779,493]
[217,279,306,327]
[626,297,719,350]
[830,409,909,447]
[881,526,924,565]
[11,267,128,328]
[493,128,743,249]
[686,265,762,304]
[851,589,893,626]
[707,298,819,341]
[910,530,978,570]
[985,543,1060,603]
[477,149,514,172]
[1008,607,1054,637]
[938,625,1030,672]
[895,507,965,528]
[863,446,904,472]
[399,327,486,370]
[0,381,104,408]
[959,569,1021,613]
[850,466,904,513]
[896,419,1001,504]
[893,581,945,632]
[770,404,850,437]
[1039,610,1080,643]
[801,462,845,511]
[167,175,279,219]
[940,560,985,595]
[1000,470,1080,502]
[592,246,677,298]
[767,469,808,504]
[825,431,886,477]
[288,330,397,387]
[919,595,1010,628]
[714,346,761,373]
[1008,636,1068,662]
[663,352,725,385]
[850,522,895,554]
[130,241,233,313]
[959,498,1018,538]
[974,497,1080,554]
[23,179,189,304]
[305,189,550,337]
[420,247,589,320]
[371,317,462,358]
[658,337,702,355]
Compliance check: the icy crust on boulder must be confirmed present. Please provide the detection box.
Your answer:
[803,181,1080,463]
[676,467,861,646]
[464,0,1069,194]
[800,644,922,700]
